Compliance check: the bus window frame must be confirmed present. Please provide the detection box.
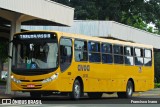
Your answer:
[101,42,113,64]
[59,36,73,72]
[88,40,101,63]
[74,38,88,62]
[113,44,124,65]
[143,48,152,67]
[134,47,144,66]
[11,33,59,76]
[124,46,134,66]
[144,48,152,58]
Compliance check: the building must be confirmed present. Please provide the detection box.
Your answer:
[0,0,74,94]
[23,20,160,49]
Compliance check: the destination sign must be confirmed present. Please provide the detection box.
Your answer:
[19,34,51,39]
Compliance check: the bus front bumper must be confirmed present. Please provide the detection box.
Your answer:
[11,79,60,92]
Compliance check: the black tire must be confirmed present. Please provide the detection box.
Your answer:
[69,79,81,100]
[117,81,133,98]
[88,92,103,99]
[106,92,114,95]
[30,92,41,98]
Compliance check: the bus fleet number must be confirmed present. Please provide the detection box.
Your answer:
[78,65,90,71]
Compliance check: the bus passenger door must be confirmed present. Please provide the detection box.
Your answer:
[59,37,73,91]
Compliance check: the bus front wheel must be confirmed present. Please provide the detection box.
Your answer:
[69,79,81,100]
[117,80,133,98]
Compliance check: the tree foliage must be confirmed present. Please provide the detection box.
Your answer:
[154,52,160,83]
[144,0,160,34]
[0,39,8,70]
[52,0,160,34]
[52,0,160,81]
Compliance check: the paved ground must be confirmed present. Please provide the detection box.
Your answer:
[0,85,160,106]
[0,85,160,98]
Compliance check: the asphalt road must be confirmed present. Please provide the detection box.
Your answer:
[0,85,160,106]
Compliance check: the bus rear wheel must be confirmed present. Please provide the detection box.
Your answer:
[88,92,103,99]
[69,79,81,100]
[117,80,133,98]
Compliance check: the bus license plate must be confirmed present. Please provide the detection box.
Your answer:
[27,84,35,88]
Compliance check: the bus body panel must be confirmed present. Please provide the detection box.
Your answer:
[11,31,154,94]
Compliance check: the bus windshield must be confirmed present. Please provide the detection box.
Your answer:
[12,33,58,72]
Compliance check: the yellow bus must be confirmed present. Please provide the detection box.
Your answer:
[11,31,154,100]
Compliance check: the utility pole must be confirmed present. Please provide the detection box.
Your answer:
[5,15,21,94]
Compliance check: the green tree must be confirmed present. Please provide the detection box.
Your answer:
[0,39,8,71]
[52,0,160,34]
[53,0,160,80]
[144,0,160,33]
[70,0,98,20]
[154,52,160,83]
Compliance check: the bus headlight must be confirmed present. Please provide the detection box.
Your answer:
[11,75,22,84]
[42,73,59,83]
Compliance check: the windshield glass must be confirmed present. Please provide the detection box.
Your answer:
[12,42,58,70]
[12,42,58,69]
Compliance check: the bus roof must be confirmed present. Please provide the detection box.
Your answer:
[58,31,153,49]
[15,30,153,49]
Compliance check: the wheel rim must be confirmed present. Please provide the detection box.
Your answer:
[74,83,80,98]
[127,84,133,96]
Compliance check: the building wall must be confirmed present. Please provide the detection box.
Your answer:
[0,0,74,26]
[22,20,160,49]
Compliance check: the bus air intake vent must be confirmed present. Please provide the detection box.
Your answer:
[20,80,30,82]
[32,79,44,82]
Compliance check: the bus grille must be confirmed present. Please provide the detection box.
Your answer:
[20,80,30,82]
[20,79,44,82]
[32,79,44,82]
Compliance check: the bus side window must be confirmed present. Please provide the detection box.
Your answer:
[144,49,152,66]
[101,43,113,63]
[134,48,143,66]
[124,46,134,65]
[88,41,101,62]
[113,45,124,64]
[74,40,88,61]
[60,38,72,72]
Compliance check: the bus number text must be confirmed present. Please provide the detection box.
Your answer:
[78,65,90,71]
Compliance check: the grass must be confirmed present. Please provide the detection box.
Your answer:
[155,83,160,88]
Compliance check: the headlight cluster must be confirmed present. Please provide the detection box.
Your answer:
[11,75,21,84]
[41,73,59,83]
